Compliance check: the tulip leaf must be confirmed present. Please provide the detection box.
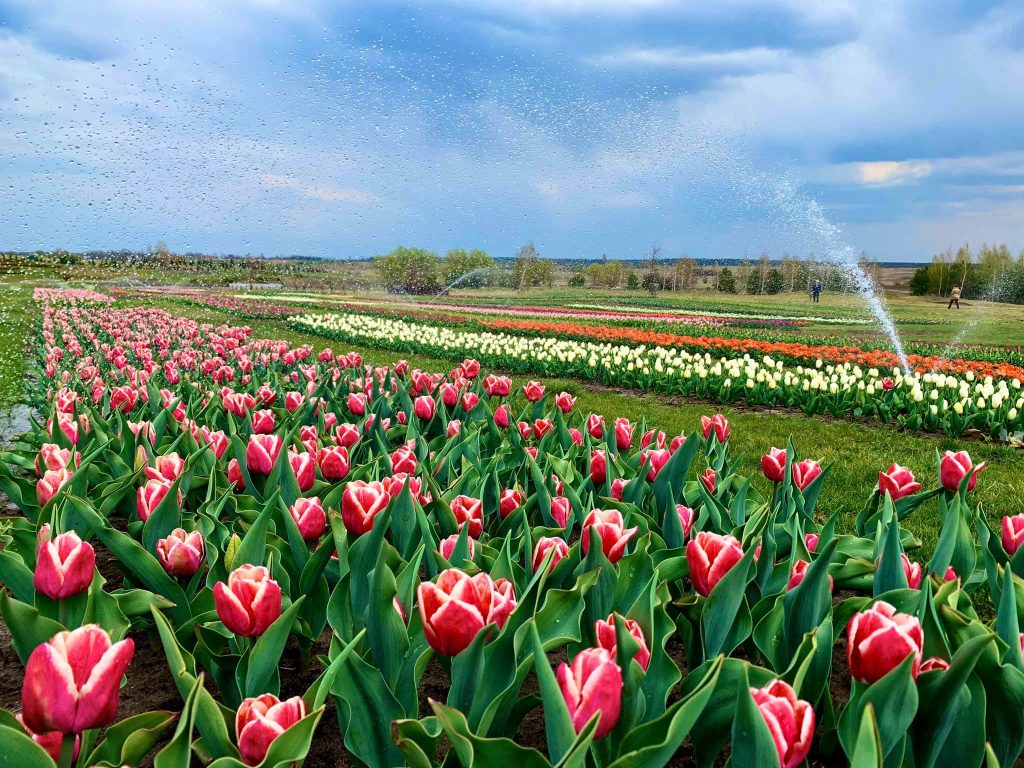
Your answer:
[0,591,65,664]
[367,549,410,691]
[0,549,35,604]
[141,474,185,553]
[330,645,406,768]
[873,514,908,596]
[0,720,58,768]
[701,544,756,660]
[430,700,551,768]
[838,654,919,761]
[530,621,579,764]
[302,628,366,712]
[257,707,324,768]
[783,537,838,659]
[995,566,1024,672]
[849,704,883,768]
[152,674,203,768]
[242,595,305,698]
[392,716,444,768]
[730,663,782,768]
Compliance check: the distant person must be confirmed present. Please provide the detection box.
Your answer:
[811,279,822,303]
[948,285,961,310]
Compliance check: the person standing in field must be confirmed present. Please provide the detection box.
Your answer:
[811,279,822,303]
[948,285,961,309]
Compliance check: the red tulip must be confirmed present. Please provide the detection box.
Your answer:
[642,449,670,481]
[317,445,350,481]
[1002,515,1024,556]
[250,409,276,434]
[522,380,546,402]
[493,403,511,428]
[686,531,744,596]
[213,565,282,637]
[847,601,923,684]
[517,421,534,440]
[557,648,622,739]
[21,625,134,733]
[36,468,73,507]
[804,533,819,553]
[532,536,569,573]
[145,452,184,483]
[156,528,205,578]
[450,495,484,538]
[289,497,326,541]
[554,392,576,413]
[346,392,366,415]
[533,418,553,439]
[581,508,638,564]
[109,385,138,413]
[413,396,436,421]
[900,553,922,589]
[499,488,522,518]
[641,429,666,450]
[460,358,480,379]
[675,505,695,539]
[610,478,626,501]
[587,414,605,438]
[489,578,518,629]
[878,463,920,501]
[440,383,459,408]
[483,374,511,397]
[461,392,480,412]
[418,568,496,655]
[699,468,717,493]
[787,559,833,592]
[227,458,246,490]
[202,427,229,459]
[284,391,304,412]
[288,450,315,492]
[750,679,815,768]
[137,477,174,521]
[246,434,282,475]
[700,414,730,443]
[921,656,950,673]
[439,534,476,562]
[590,450,607,485]
[791,459,821,491]
[569,428,584,445]
[595,614,650,671]
[390,446,418,474]
[35,443,72,476]
[341,480,389,535]
[334,423,361,448]
[614,418,633,450]
[34,526,95,600]
[940,450,985,492]
[16,715,80,763]
[236,694,306,766]
[761,447,787,483]
[551,496,572,528]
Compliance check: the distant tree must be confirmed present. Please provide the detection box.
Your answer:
[442,248,496,288]
[793,261,811,292]
[737,259,752,294]
[670,256,697,291]
[765,267,785,295]
[909,266,931,296]
[746,268,762,295]
[718,267,737,293]
[626,270,640,290]
[586,258,626,288]
[567,272,586,288]
[642,245,661,296]
[375,246,441,294]
[511,242,556,288]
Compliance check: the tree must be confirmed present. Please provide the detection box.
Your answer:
[567,271,586,288]
[642,245,661,296]
[513,242,539,290]
[764,267,785,295]
[746,268,762,295]
[626,270,640,290]
[375,246,441,294]
[511,242,556,288]
[909,266,930,296]
[442,248,496,288]
[718,267,737,293]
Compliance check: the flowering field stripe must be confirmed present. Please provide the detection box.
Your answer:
[290,311,1023,439]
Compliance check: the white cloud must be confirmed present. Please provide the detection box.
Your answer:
[857,161,932,186]
[586,46,791,74]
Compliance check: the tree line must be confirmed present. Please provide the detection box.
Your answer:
[909,243,1024,303]
[374,243,556,295]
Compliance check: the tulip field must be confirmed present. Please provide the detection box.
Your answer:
[4,287,1024,768]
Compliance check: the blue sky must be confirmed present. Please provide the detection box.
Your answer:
[2,0,1023,262]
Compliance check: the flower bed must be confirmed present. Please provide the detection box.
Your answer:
[3,291,1024,768]
[291,311,1023,439]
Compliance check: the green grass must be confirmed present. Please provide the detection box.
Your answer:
[0,282,35,408]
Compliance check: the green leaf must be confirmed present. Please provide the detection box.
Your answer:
[0,592,64,664]
[0,721,57,768]
[153,674,204,768]
[430,700,551,768]
[730,663,781,768]
[701,544,756,659]
[849,704,883,768]
[530,621,579,764]
[243,596,305,698]
[839,654,919,760]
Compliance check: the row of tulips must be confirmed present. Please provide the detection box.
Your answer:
[2,290,1024,768]
[290,311,1024,439]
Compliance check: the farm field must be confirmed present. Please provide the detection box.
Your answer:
[1,277,1024,768]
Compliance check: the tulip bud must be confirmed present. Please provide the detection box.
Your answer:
[236,694,306,766]
[213,565,283,637]
[334,422,361,448]
[921,656,950,673]
[418,568,498,656]
[36,468,73,507]
[939,450,985,492]
[413,396,436,421]
[289,497,327,541]
[1002,514,1024,556]
[317,445,350,481]
[557,648,622,739]
[700,414,730,443]
[34,526,95,600]
[16,715,80,763]
[250,409,276,434]
[791,459,821,491]
[341,480,389,535]
[595,614,650,671]
[750,679,815,768]
[483,375,511,397]
[699,468,717,493]
[522,380,546,402]
[156,528,205,578]
[21,625,134,733]
[554,392,576,413]
[641,448,670,481]
[761,447,787,483]
[686,531,744,596]
[227,458,246,490]
[450,495,484,538]
[288,450,315,492]
[346,392,366,415]
[439,534,476,562]
[878,463,921,501]
[532,536,569,573]
[587,413,605,438]
[246,434,282,475]
[137,477,175,522]
[390,446,417,474]
[581,509,638,564]
[35,443,72,477]
[847,601,923,684]
[787,559,833,592]
[614,418,633,450]
[493,403,511,428]
[499,488,522,518]
[590,450,607,485]
[551,496,572,528]
[610,478,626,501]
[675,505,695,539]
[804,533,819,553]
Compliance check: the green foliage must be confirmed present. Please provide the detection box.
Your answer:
[442,249,496,288]
[764,268,784,295]
[375,246,441,295]
[626,271,640,290]
[567,272,586,288]
[511,243,556,288]
[717,268,737,293]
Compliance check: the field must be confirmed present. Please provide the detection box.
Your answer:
[1,273,1024,767]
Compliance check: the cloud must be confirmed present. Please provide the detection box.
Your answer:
[585,46,791,74]
[260,174,376,204]
[857,161,932,186]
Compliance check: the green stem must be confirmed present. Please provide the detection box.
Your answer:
[58,732,75,768]
[58,599,68,629]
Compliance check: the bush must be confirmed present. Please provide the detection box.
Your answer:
[909,266,930,296]
[764,268,784,295]
[718,267,737,293]
[375,246,441,294]
[567,272,586,288]
[442,249,496,288]
[626,271,640,290]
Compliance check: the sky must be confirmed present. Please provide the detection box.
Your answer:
[2,0,1023,263]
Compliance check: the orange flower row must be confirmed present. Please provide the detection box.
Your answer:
[482,318,1024,381]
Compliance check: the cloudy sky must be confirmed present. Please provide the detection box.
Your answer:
[2,0,1023,262]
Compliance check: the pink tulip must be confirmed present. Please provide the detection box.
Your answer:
[610,478,627,501]
[493,404,511,428]
[499,488,523,518]
[145,452,184,484]
[642,449,671,481]
[804,533,819,553]
[289,497,326,541]
[699,468,717,494]
[155,528,205,578]
[787,560,833,592]
[761,447,787,483]
[517,421,533,441]
[700,414,730,443]
[250,409,276,434]
[446,420,462,439]
[595,614,650,671]
[36,468,73,507]
[346,392,366,415]
[581,509,638,564]
[483,375,511,397]
[791,459,821,491]
[921,656,950,673]
[390,446,417,474]
[614,418,633,450]
[341,480,389,535]
[533,418,553,439]
[317,445,350,481]
[34,526,95,600]
[554,392,576,413]
[750,679,815,768]
[522,380,546,402]
[489,578,518,629]
[439,534,476,562]
[227,458,246,490]
[1002,515,1024,556]
[21,625,134,733]
[901,553,922,589]
[16,715,80,763]
[137,478,174,522]
[460,358,480,379]
[590,450,607,485]
[418,568,496,656]
[35,444,73,477]
[847,601,923,684]
[450,495,484,538]
[236,694,306,766]
[213,565,283,638]
[413,396,436,421]
[288,450,315,492]
[569,428,584,445]
[676,505,695,539]
[334,423,361,448]
[284,391,304,412]
[587,414,605,438]
[686,532,744,596]
[551,496,572,528]
[940,450,985,492]
[246,434,282,475]
[461,392,480,412]
[878,463,921,501]
[532,536,569,573]
[557,648,622,739]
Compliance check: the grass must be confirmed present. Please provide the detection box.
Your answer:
[0,282,35,408]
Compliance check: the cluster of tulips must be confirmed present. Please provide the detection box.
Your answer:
[290,311,1023,440]
[2,290,1024,768]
